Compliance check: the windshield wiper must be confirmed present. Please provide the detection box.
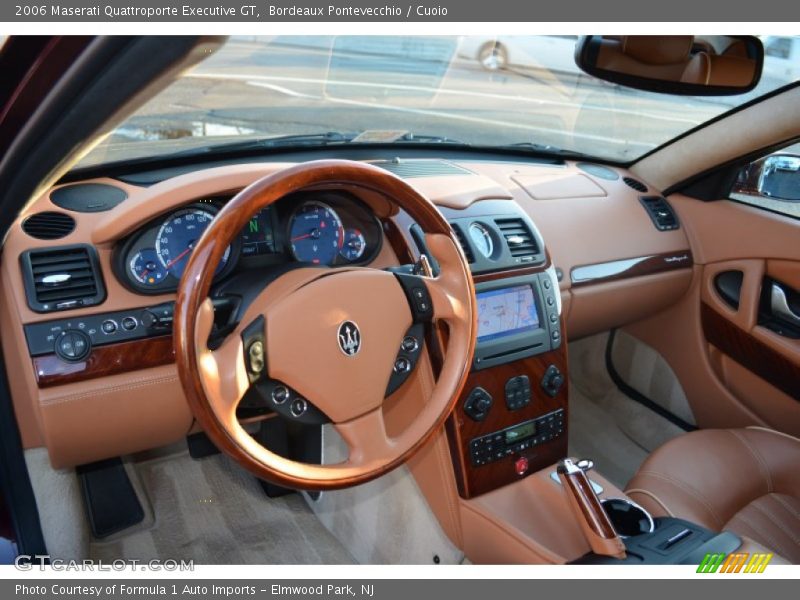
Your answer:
[162,131,470,160]
[167,131,356,157]
[391,133,466,144]
[505,142,590,158]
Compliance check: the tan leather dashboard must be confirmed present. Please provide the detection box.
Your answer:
[0,158,693,467]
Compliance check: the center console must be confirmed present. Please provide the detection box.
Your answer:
[432,203,569,499]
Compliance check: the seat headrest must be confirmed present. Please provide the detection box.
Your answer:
[622,36,694,65]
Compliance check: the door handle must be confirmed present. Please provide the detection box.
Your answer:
[770,283,800,326]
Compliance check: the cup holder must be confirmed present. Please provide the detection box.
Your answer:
[601,498,655,538]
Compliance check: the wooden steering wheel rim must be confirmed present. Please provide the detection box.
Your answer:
[173,159,476,490]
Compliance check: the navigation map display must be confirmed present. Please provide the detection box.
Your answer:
[476,285,540,342]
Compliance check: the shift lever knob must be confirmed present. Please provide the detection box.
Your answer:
[557,458,626,559]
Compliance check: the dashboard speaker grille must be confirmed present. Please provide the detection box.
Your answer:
[20,245,106,313]
[21,211,76,240]
[494,218,538,258]
[623,177,648,193]
[50,183,128,213]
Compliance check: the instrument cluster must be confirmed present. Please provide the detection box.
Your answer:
[114,192,383,294]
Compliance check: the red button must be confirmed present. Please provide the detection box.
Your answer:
[515,456,529,476]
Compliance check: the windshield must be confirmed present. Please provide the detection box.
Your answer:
[79,35,798,167]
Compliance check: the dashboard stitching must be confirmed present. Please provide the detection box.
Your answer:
[39,374,179,406]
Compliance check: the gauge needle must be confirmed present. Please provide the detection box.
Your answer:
[165,247,192,269]
[291,233,312,242]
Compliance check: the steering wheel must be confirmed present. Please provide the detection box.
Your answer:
[173,160,476,490]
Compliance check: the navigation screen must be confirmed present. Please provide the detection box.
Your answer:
[476,285,540,342]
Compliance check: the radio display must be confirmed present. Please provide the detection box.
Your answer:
[505,421,536,444]
[476,285,540,342]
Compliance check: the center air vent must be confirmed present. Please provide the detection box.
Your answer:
[623,177,648,193]
[639,196,680,231]
[22,211,76,240]
[375,160,471,178]
[495,218,538,258]
[20,245,106,313]
[451,225,475,263]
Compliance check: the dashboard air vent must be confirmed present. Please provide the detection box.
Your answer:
[495,218,538,258]
[451,225,475,263]
[623,177,648,193]
[375,159,471,178]
[21,212,76,240]
[20,245,106,313]
[639,196,680,231]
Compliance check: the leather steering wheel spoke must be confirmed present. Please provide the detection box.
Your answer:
[196,299,250,428]
[334,408,394,468]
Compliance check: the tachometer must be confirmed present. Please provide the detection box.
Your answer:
[155,208,231,279]
[129,248,168,286]
[288,201,344,265]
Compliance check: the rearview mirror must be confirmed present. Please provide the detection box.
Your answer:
[575,35,763,96]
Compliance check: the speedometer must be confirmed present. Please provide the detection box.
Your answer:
[155,208,231,279]
[288,201,344,265]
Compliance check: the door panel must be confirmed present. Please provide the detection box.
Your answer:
[623,195,800,436]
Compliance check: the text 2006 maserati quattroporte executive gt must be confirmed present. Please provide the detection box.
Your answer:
[0,35,798,566]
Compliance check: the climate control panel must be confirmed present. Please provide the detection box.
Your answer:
[468,408,565,467]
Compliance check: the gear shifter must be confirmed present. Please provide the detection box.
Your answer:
[557,458,626,559]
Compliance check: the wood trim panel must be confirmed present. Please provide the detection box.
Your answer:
[446,322,569,499]
[33,335,174,388]
[701,302,800,401]
[571,250,693,287]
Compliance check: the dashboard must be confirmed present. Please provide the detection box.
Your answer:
[0,155,696,473]
[113,191,383,294]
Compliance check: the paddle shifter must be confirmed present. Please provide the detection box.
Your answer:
[557,458,626,559]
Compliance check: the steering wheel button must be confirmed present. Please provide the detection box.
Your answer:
[401,336,419,353]
[248,341,265,374]
[271,385,290,405]
[290,398,308,418]
[394,357,412,373]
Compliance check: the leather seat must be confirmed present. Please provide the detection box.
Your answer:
[626,427,800,563]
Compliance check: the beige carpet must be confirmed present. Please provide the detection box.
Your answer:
[567,332,691,489]
[90,448,355,565]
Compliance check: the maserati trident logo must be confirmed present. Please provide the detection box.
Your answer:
[338,321,361,356]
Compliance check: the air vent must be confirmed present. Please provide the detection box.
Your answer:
[495,218,538,258]
[20,245,106,313]
[623,177,648,193]
[21,212,75,240]
[375,159,472,178]
[451,225,475,263]
[639,196,680,231]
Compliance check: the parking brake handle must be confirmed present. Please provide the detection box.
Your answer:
[557,458,626,560]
